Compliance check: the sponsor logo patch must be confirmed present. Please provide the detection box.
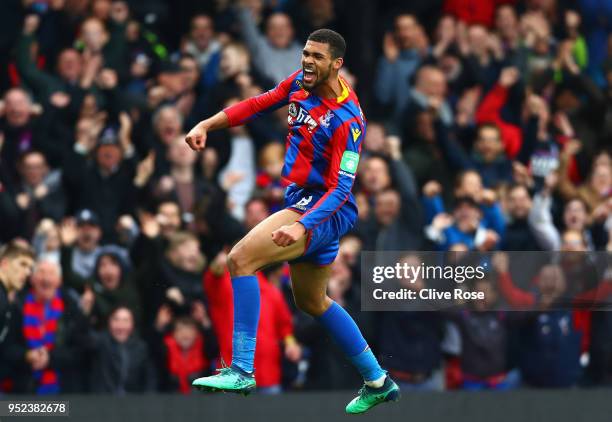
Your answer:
[288,102,318,132]
[340,151,359,174]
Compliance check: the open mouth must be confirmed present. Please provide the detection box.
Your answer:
[303,68,316,84]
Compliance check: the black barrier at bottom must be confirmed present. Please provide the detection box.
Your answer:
[3,391,612,422]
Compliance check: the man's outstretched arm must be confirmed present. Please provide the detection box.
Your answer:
[186,70,299,151]
[185,111,230,151]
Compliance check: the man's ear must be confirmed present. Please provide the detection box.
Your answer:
[333,57,344,71]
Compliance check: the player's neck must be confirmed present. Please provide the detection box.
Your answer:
[314,74,342,100]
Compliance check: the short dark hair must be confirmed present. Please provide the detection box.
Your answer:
[307,29,346,59]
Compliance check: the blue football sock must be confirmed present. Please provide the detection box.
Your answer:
[231,275,260,373]
[317,301,385,382]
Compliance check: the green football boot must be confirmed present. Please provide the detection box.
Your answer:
[345,376,400,414]
[192,365,256,396]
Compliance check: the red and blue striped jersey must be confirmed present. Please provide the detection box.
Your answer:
[223,70,366,230]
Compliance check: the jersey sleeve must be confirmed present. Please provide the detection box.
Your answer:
[223,70,299,126]
[297,119,363,230]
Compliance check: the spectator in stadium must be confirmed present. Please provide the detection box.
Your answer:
[159,232,206,308]
[91,0,112,22]
[0,241,35,390]
[155,201,184,239]
[181,15,221,71]
[374,14,427,123]
[16,14,88,108]
[4,259,89,393]
[205,43,274,117]
[501,184,540,251]
[255,142,289,214]
[135,229,206,328]
[403,65,453,132]
[151,134,208,220]
[557,141,612,218]
[425,195,500,251]
[235,4,302,84]
[462,25,505,90]
[243,197,271,232]
[77,17,129,79]
[356,153,393,200]
[529,172,609,251]
[473,67,524,159]
[124,38,154,102]
[361,121,387,155]
[423,172,506,244]
[151,61,192,109]
[0,88,43,184]
[178,54,207,130]
[494,4,521,59]
[62,125,138,242]
[8,151,65,240]
[89,306,156,394]
[518,11,556,85]
[400,66,456,186]
[512,94,563,190]
[412,116,455,188]
[129,200,182,270]
[492,253,583,387]
[550,57,607,157]
[83,247,142,330]
[149,105,184,176]
[58,210,102,281]
[31,219,61,264]
[217,120,256,222]
[452,277,520,390]
[152,308,218,394]
[436,121,514,188]
[357,137,424,251]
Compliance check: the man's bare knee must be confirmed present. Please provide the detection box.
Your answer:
[227,244,257,276]
[294,296,332,317]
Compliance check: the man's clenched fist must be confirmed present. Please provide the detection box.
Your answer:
[185,124,207,151]
[272,222,307,247]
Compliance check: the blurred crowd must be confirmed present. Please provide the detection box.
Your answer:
[0,0,612,395]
